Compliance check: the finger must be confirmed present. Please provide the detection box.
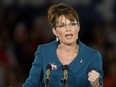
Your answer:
[88,71,100,83]
[89,72,99,78]
[91,70,99,75]
[88,74,96,82]
[89,70,100,77]
[88,74,99,81]
[88,76,95,82]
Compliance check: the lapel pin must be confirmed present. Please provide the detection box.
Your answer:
[80,60,83,63]
[50,63,57,70]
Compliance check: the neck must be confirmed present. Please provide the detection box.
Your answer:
[57,42,79,53]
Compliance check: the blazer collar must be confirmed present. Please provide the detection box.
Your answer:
[51,40,88,73]
[69,41,89,73]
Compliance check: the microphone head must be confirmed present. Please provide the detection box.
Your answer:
[46,64,52,70]
[62,65,68,70]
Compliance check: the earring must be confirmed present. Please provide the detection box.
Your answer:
[56,37,59,42]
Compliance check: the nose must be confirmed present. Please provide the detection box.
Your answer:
[65,25,71,31]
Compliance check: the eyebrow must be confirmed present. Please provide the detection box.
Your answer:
[57,21,77,25]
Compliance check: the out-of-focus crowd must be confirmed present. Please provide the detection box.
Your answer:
[0,0,116,87]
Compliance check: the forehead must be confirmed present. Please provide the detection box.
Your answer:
[56,15,77,24]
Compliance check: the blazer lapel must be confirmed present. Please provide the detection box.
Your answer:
[69,41,88,73]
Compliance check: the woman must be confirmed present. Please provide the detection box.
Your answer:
[22,3,103,87]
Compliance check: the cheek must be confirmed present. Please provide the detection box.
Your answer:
[76,26,80,33]
[56,30,64,36]
[74,28,80,35]
[77,27,80,32]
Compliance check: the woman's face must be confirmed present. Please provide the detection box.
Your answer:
[52,15,80,45]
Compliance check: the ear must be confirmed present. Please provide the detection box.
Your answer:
[52,28,57,36]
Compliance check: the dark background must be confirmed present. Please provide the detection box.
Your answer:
[0,0,116,87]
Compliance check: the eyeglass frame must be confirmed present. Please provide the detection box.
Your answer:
[53,22,79,29]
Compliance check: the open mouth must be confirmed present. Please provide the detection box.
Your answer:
[65,34,73,39]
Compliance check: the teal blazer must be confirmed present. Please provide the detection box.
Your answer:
[22,40,103,87]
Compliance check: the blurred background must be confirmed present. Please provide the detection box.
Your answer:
[0,0,116,87]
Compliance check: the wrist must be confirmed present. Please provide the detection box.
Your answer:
[92,81,100,87]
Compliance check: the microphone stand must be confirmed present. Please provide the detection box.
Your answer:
[62,65,68,87]
[63,79,67,87]
[45,64,51,87]
[45,79,49,87]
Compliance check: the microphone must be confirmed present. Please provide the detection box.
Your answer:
[45,64,51,87]
[62,65,68,87]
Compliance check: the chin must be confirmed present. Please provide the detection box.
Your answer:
[65,41,76,45]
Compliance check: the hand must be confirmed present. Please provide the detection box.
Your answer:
[88,70,100,87]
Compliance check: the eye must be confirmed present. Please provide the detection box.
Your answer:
[71,23,77,26]
[57,24,65,28]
